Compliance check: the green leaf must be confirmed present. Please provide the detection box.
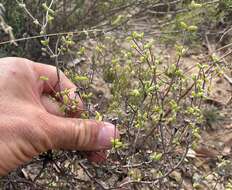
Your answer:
[188,25,198,32]
[131,31,144,40]
[144,39,154,49]
[42,3,55,15]
[41,38,49,46]
[39,76,49,81]
[95,111,103,121]
[74,75,89,82]
[130,89,140,97]
[189,1,202,9]
[33,19,40,25]
[62,95,69,105]
[179,21,188,30]
[111,15,124,26]
[111,138,123,149]
[150,152,163,161]
[18,3,26,8]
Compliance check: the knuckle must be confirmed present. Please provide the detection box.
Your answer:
[74,119,85,149]
[74,119,92,150]
[32,111,55,150]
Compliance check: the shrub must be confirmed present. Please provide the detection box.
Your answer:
[0,0,230,189]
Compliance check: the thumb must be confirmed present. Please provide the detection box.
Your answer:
[46,115,119,151]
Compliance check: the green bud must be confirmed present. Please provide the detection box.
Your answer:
[111,15,124,26]
[48,15,54,23]
[131,31,144,40]
[74,75,89,82]
[63,95,69,105]
[130,89,140,97]
[144,39,154,49]
[150,152,162,161]
[95,111,103,121]
[179,21,188,30]
[188,25,198,32]
[18,3,26,8]
[39,76,49,81]
[189,1,202,9]
[42,3,55,15]
[41,38,49,46]
[33,19,40,25]
[78,47,86,55]
[111,138,123,149]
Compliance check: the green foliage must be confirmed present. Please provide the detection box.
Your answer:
[111,138,123,149]
[0,0,230,189]
[150,152,163,161]
[2,0,25,35]
[39,75,49,81]
[0,0,26,57]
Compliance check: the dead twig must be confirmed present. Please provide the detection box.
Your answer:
[223,73,232,86]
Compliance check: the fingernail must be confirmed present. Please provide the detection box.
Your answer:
[97,122,117,149]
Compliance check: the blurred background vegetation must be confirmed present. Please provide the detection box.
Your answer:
[0,0,231,60]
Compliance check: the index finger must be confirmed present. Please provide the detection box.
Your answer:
[32,62,84,111]
[33,62,75,93]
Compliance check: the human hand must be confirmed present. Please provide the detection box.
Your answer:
[0,57,118,175]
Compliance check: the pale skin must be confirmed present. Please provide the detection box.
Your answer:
[0,57,119,175]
